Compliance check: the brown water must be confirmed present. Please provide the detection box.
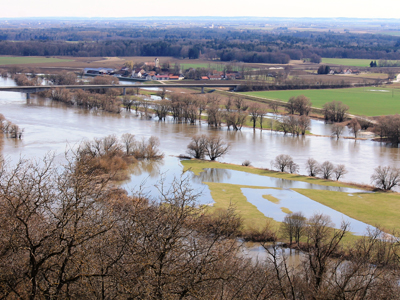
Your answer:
[1,77,400,188]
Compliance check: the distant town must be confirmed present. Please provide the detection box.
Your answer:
[84,58,243,81]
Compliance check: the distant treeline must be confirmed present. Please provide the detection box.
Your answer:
[1,27,400,62]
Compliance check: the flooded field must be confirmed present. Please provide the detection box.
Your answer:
[1,77,398,235]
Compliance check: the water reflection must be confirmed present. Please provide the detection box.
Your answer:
[190,168,232,184]
[195,168,365,193]
[128,159,165,178]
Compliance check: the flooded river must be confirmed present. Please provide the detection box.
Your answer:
[1,77,398,235]
[1,77,399,187]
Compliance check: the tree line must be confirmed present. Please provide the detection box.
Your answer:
[2,26,400,61]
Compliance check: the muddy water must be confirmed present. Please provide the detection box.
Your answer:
[1,77,400,188]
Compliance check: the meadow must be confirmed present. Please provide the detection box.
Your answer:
[0,56,73,65]
[321,58,380,67]
[181,160,400,235]
[242,87,400,116]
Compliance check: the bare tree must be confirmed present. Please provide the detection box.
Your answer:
[234,97,248,112]
[207,102,223,127]
[157,87,166,99]
[306,158,320,177]
[348,118,361,138]
[371,165,400,190]
[248,103,260,129]
[121,133,136,156]
[269,102,279,115]
[281,211,306,245]
[303,214,350,297]
[323,100,349,123]
[272,154,295,172]
[258,107,268,130]
[298,115,311,135]
[287,160,299,174]
[331,123,345,139]
[294,95,312,116]
[226,111,247,131]
[204,136,230,161]
[333,164,347,181]
[187,135,207,159]
[286,96,296,114]
[320,161,335,180]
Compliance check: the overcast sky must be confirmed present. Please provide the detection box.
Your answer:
[1,0,400,19]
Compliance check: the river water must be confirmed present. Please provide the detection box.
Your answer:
[1,77,400,235]
[1,77,400,186]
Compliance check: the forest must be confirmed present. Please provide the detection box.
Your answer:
[1,24,400,62]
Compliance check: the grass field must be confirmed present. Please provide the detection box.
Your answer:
[181,63,225,70]
[181,160,400,235]
[295,189,400,232]
[0,56,73,65]
[242,87,400,116]
[321,58,380,67]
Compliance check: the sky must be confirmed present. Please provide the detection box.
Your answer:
[1,0,400,19]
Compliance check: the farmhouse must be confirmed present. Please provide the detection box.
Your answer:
[84,68,114,75]
[209,75,222,80]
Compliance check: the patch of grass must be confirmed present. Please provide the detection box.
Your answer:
[262,194,280,204]
[321,58,384,67]
[0,56,73,65]
[182,159,361,189]
[294,189,400,233]
[242,87,400,116]
[280,207,292,214]
[205,182,280,230]
[181,63,224,70]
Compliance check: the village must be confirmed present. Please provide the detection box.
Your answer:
[84,57,243,81]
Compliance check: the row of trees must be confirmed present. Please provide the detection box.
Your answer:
[0,154,399,299]
[186,135,230,161]
[2,25,400,61]
[272,155,348,181]
[278,115,311,136]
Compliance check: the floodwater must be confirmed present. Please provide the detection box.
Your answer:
[1,76,400,187]
[121,159,374,235]
[1,76,397,237]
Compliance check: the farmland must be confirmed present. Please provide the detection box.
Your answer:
[242,87,400,116]
[0,56,73,65]
[321,58,398,67]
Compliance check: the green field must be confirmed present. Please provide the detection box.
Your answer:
[181,160,400,234]
[321,58,381,67]
[0,56,73,65]
[242,87,400,116]
[181,63,225,70]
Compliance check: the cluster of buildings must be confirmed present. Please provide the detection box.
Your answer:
[328,68,360,75]
[199,70,242,80]
[84,58,243,81]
